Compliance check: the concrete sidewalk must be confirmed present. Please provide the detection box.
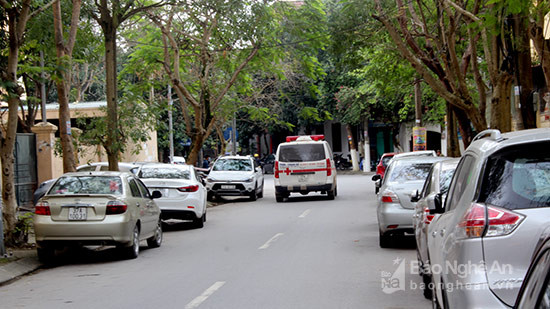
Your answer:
[0,249,41,286]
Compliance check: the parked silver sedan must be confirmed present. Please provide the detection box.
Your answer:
[376,156,447,248]
[411,158,459,299]
[34,171,163,263]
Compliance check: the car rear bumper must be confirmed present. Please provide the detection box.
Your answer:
[377,202,414,234]
[155,198,202,215]
[275,184,333,193]
[34,214,134,245]
[161,209,200,220]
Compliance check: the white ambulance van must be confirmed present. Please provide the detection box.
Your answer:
[274,135,337,202]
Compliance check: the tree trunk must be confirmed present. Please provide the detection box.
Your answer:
[346,124,360,171]
[447,103,461,157]
[52,0,80,172]
[514,14,536,129]
[52,1,76,173]
[104,27,119,171]
[454,107,476,149]
[490,73,513,132]
[2,6,26,244]
[187,134,206,166]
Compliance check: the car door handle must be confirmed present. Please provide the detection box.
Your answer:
[440,229,445,236]
[432,231,438,237]
[136,203,140,207]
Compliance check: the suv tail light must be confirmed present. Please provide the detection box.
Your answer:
[326,158,332,176]
[274,161,280,178]
[381,190,399,203]
[35,201,51,215]
[457,203,524,238]
[106,201,128,215]
[178,185,199,192]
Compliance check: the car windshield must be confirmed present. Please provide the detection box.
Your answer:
[139,167,191,179]
[479,141,550,210]
[49,176,123,195]
[212,159,252,171]
[278,144,325,162]
[387,162,433,182]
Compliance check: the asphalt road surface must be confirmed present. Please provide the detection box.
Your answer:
[0,174,430,308]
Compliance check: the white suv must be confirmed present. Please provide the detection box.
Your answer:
[205,156,264,201]
[428,128,550,308]
[274,135,337,202]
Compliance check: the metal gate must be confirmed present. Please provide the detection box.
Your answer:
[15,133,37,210]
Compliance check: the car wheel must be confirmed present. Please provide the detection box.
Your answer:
[207,192,215,201]
[379,232,391,248]
[194,213,205,228]
[327,189,335,200]
[121,225,140,259]
[422,274,433,300]
[147,220,163,248]
[249,185,258,201]
[275,193,284,203]
[37,244,55,264]
[258,183,264,198]
[334,186,338,197]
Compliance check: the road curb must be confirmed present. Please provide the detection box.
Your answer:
[0,255,41,286]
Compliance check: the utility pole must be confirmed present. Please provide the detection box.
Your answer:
[40,50,47,123]
[414,78,422,127]
[168,85,174,163]
[232,110,237,155]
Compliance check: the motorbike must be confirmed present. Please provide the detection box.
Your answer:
[333,153,352,170]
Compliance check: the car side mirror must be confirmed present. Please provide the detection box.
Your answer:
[151,190,162,199]
[410,189,420,203]
[372,174,381,181]
[430,193,445,214]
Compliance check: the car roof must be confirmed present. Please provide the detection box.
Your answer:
[60,171,132,177]
[390,156,448,164]
[467,128,550,157]
[217,156,252,160]
[392,150,436,159]
[139,163,192,170]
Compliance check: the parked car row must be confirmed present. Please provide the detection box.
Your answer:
[373,128,550,309]
[33,161,210,263]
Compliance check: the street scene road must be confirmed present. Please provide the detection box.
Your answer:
[0,174,429,308]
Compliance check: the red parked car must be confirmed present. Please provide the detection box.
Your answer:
[375,152,395,178]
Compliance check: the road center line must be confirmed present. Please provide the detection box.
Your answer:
[259,233,284,250]
[185,281,226,309]
[298,209,311,218]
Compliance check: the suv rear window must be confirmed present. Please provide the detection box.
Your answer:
[479,141,550,210]
[279,144,325,162]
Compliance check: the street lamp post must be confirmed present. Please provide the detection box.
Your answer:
[168,85,174,163]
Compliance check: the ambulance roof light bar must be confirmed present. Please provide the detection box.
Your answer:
[286,135,325,142]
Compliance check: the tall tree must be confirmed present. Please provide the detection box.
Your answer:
[1,0,52,244]
[52,0,81,172]
[148,0,316,164]
[88,0,164,171]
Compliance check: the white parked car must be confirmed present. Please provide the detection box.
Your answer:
[205,156,264,201]
[137,163,207,228]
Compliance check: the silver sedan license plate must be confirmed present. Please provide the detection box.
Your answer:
[68,207,87,221]
[221,185,235,189]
